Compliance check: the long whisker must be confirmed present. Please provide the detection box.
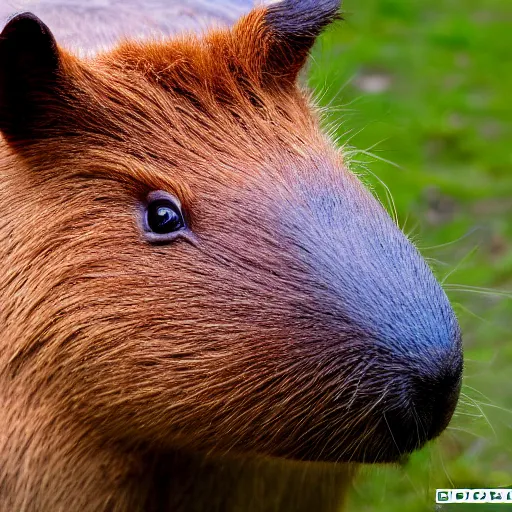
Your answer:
[444,285,512,299]
[418,226,481,251]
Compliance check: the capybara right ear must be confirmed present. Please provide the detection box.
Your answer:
[233,0,342,88]
[0,12,62,143]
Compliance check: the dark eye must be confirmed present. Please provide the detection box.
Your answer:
[147,200,184,234]
[142,191,187,243]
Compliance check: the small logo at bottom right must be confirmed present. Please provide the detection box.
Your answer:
[437,489,512,504]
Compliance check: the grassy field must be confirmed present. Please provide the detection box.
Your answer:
[308,0,512,510]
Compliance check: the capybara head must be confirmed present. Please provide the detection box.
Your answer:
[0,0,462,464]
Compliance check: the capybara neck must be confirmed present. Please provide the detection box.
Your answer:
[0,395,351,511]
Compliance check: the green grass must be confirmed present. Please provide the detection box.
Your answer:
[308,0,512,510]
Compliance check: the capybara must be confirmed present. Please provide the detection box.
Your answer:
[0,0,463,511]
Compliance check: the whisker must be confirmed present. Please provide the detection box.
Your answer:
[461,389,512,416]
[435,439,455,488]
[458,392,497,438]
[418,226,481,251]
[352,148,404,170]
[453,302,511,332]
[383,412,422,497]
[441,245,480,285]
[446,426,488,437]
[444,285,512,299]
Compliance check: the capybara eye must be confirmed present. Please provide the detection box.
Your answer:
[142,191,186,241]
[147,200,184,234]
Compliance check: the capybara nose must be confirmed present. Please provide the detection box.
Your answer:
[411,340,463,440]
[384,337,463,455]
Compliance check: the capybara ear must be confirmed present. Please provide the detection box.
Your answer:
[0,12,62,142]
[235,0,342,86]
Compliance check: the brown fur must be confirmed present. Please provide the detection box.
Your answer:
[0,3,461,511]
[0,7,357,511]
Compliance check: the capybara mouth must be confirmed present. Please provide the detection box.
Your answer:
[255,338,463,465]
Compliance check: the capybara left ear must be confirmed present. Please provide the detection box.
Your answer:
[0,12,61,142]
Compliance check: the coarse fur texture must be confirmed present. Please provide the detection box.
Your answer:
[0,1,463,511]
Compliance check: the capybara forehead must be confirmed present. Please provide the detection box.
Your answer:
[57,22,332,194]
[93,27,315,138]
[90,7,327,136]
[0,3,343,193]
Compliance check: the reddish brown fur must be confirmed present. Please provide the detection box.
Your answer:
[0,8,358,511]
[0,0,465,509]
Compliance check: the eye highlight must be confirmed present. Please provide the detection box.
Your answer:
[141,191,188,244]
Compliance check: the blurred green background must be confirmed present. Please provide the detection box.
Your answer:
[308,0,512,510]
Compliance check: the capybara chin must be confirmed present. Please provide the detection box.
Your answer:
[0,0,463,510]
